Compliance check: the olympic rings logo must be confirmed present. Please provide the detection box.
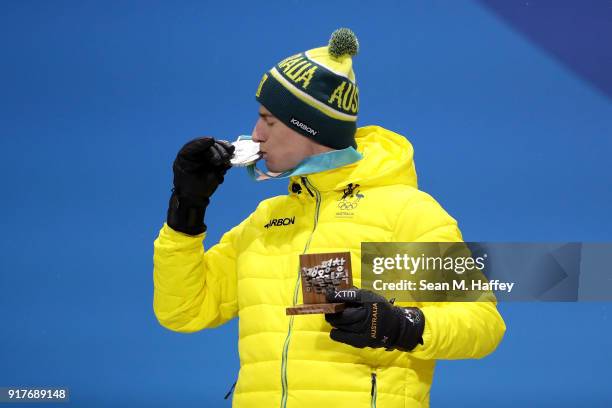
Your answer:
[337,200,360,210]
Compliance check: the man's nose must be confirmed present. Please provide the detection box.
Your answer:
[252,118,267,143]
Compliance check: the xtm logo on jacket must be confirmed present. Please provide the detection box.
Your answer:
[264,216,296,229]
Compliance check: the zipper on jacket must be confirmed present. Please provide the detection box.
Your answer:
[224,380,236,400]
[279,176,321,408]
[371,372,377,408]
[301,177,315,197]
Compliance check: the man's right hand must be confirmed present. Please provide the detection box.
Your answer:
[166,137,235,235]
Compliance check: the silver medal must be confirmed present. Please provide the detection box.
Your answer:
[230,136,262,167]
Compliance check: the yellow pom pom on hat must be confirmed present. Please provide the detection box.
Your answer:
[255,28,360,149]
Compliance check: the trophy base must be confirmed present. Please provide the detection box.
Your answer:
[286,303,346,315]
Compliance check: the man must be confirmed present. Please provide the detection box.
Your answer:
[153,28,505,407]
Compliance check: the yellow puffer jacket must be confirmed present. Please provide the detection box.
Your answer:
[153,126,506,407]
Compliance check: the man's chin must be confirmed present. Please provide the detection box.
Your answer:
[265,161,290,173]
[265,165,283,173]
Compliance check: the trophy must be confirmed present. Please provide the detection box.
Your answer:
[286,252,353,315]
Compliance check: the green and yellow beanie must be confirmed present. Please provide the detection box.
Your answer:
[255,28,360,150]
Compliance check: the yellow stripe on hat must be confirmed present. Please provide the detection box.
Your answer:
[305,48,356,83]
[269,67,357,122]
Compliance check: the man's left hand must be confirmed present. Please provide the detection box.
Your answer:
[325,288,425,351]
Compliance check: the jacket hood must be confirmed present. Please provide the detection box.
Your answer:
[289,125,418,192]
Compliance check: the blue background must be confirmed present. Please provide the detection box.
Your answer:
[1,1,611,406]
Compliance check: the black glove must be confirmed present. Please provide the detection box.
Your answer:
[325,288,425,351]
[166,137,235,235]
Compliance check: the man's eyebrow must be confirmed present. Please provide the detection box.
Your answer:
[259,112,274,119]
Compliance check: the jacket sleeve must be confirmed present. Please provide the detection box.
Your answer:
[393,192,506,360]
[153,216,250,333]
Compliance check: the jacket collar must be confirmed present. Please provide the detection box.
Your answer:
[288,125,418,194]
